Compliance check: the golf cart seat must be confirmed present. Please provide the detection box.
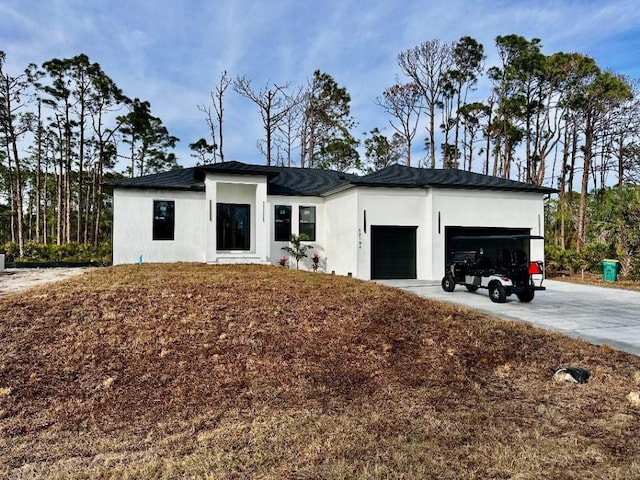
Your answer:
[475,255,493,275]
[496,249,511,269]
[512,249,528,268]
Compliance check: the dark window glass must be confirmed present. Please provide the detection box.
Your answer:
[217,203,250,250]
[153,200,175,240]
[274,205,292,241]
[299,206,316,241]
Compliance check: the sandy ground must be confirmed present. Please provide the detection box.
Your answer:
[0,267,96,296]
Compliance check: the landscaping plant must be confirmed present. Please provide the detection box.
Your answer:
[281,233,311,269]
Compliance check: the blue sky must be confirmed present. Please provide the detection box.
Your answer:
[2,0,640,170]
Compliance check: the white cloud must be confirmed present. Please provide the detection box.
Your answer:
[2,0,640,168]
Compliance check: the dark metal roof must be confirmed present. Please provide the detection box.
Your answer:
[106,161,556,196]
[355,164,556,193]
[266,167,357,195]
[104,167,204,192]
[194,161,357,195]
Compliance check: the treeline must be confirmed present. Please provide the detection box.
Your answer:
[0,52,178,256]
[2,34,640,272]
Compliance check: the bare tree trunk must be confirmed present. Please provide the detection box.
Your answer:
[35,101,42,243]
[77,103,85,243]
[10,129,25,256]
[4,141,16,244]
[216,71,230,163]
[65,124,72,244]
[503,136,512,178]
[43,151,49,245]
[93,143,105,246]
[617,135,624,188]
[484,96,494,176]
[558,123,570,248]
[492,137,500,177]
[576,114,593,253]
[83,176,91,244]
[429,103,436,168]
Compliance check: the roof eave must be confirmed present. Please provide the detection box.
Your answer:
[428,183,557,194]
[196,165,280,180]
[320,183,356,197]
[103,184,205,195]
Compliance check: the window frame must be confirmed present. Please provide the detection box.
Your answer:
[274,205,292,242]
[216,203,251,251]
[152,200,175,241]
[298,205,316,241]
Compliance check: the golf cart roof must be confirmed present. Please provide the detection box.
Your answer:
[450,234,545,241]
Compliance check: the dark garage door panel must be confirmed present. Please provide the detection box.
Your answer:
[371,226,417,279]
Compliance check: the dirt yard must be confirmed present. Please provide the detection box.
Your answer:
[1,263,640,479]
[0,267,96,296]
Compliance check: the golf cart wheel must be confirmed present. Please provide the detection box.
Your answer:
[465,284,479,292]
[488,282,507,303]
[441,275,456,292]
[516,288,535,302]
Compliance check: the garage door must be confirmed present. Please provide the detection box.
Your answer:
[371,226,417,279]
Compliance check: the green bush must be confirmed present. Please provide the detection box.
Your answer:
[1,242,19,259]
[545,244,579,274]
[23,241,54,261]
[580,241,618,273]
[627,258,640,281]
[2,241,112,264]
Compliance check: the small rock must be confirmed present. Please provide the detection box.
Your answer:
[628,391,640,407]
[553,366,590,384]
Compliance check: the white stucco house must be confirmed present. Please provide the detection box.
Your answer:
[106,161,555,281]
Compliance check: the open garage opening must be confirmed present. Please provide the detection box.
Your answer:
[445,227,532,267]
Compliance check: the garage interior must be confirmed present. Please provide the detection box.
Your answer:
[445,227,532,266]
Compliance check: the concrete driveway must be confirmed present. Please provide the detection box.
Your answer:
[378,278,640,356]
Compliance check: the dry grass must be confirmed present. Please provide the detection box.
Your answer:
[550,270,640,292]
[1,263,640,479]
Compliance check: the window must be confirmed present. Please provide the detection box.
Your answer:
[274,205,291,241]
[299,206,316,241]
[153,200,175,240]
[217,203,250,250]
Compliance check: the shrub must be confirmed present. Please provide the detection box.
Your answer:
[627,258,640,281]
[579,241,617,273]
[2,242,19,261]
[311,252,321,272]
[281,234,311,270]
[545,244,579,274]
[4,242,112,264]
[23,241,53,261]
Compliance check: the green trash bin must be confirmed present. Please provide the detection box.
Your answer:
[602,259,620,282]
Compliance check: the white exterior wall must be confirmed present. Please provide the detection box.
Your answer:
[267,195,325,270]
[112,188,206,265]
[430,188,545,280]
[355,187,430,280]
[112,178,546,281]
[324,188,358,276]
[204,173,268,263]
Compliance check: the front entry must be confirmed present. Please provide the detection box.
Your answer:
[371,226,417,279]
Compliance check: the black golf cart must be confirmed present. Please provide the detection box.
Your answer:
[441,234,546,303]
